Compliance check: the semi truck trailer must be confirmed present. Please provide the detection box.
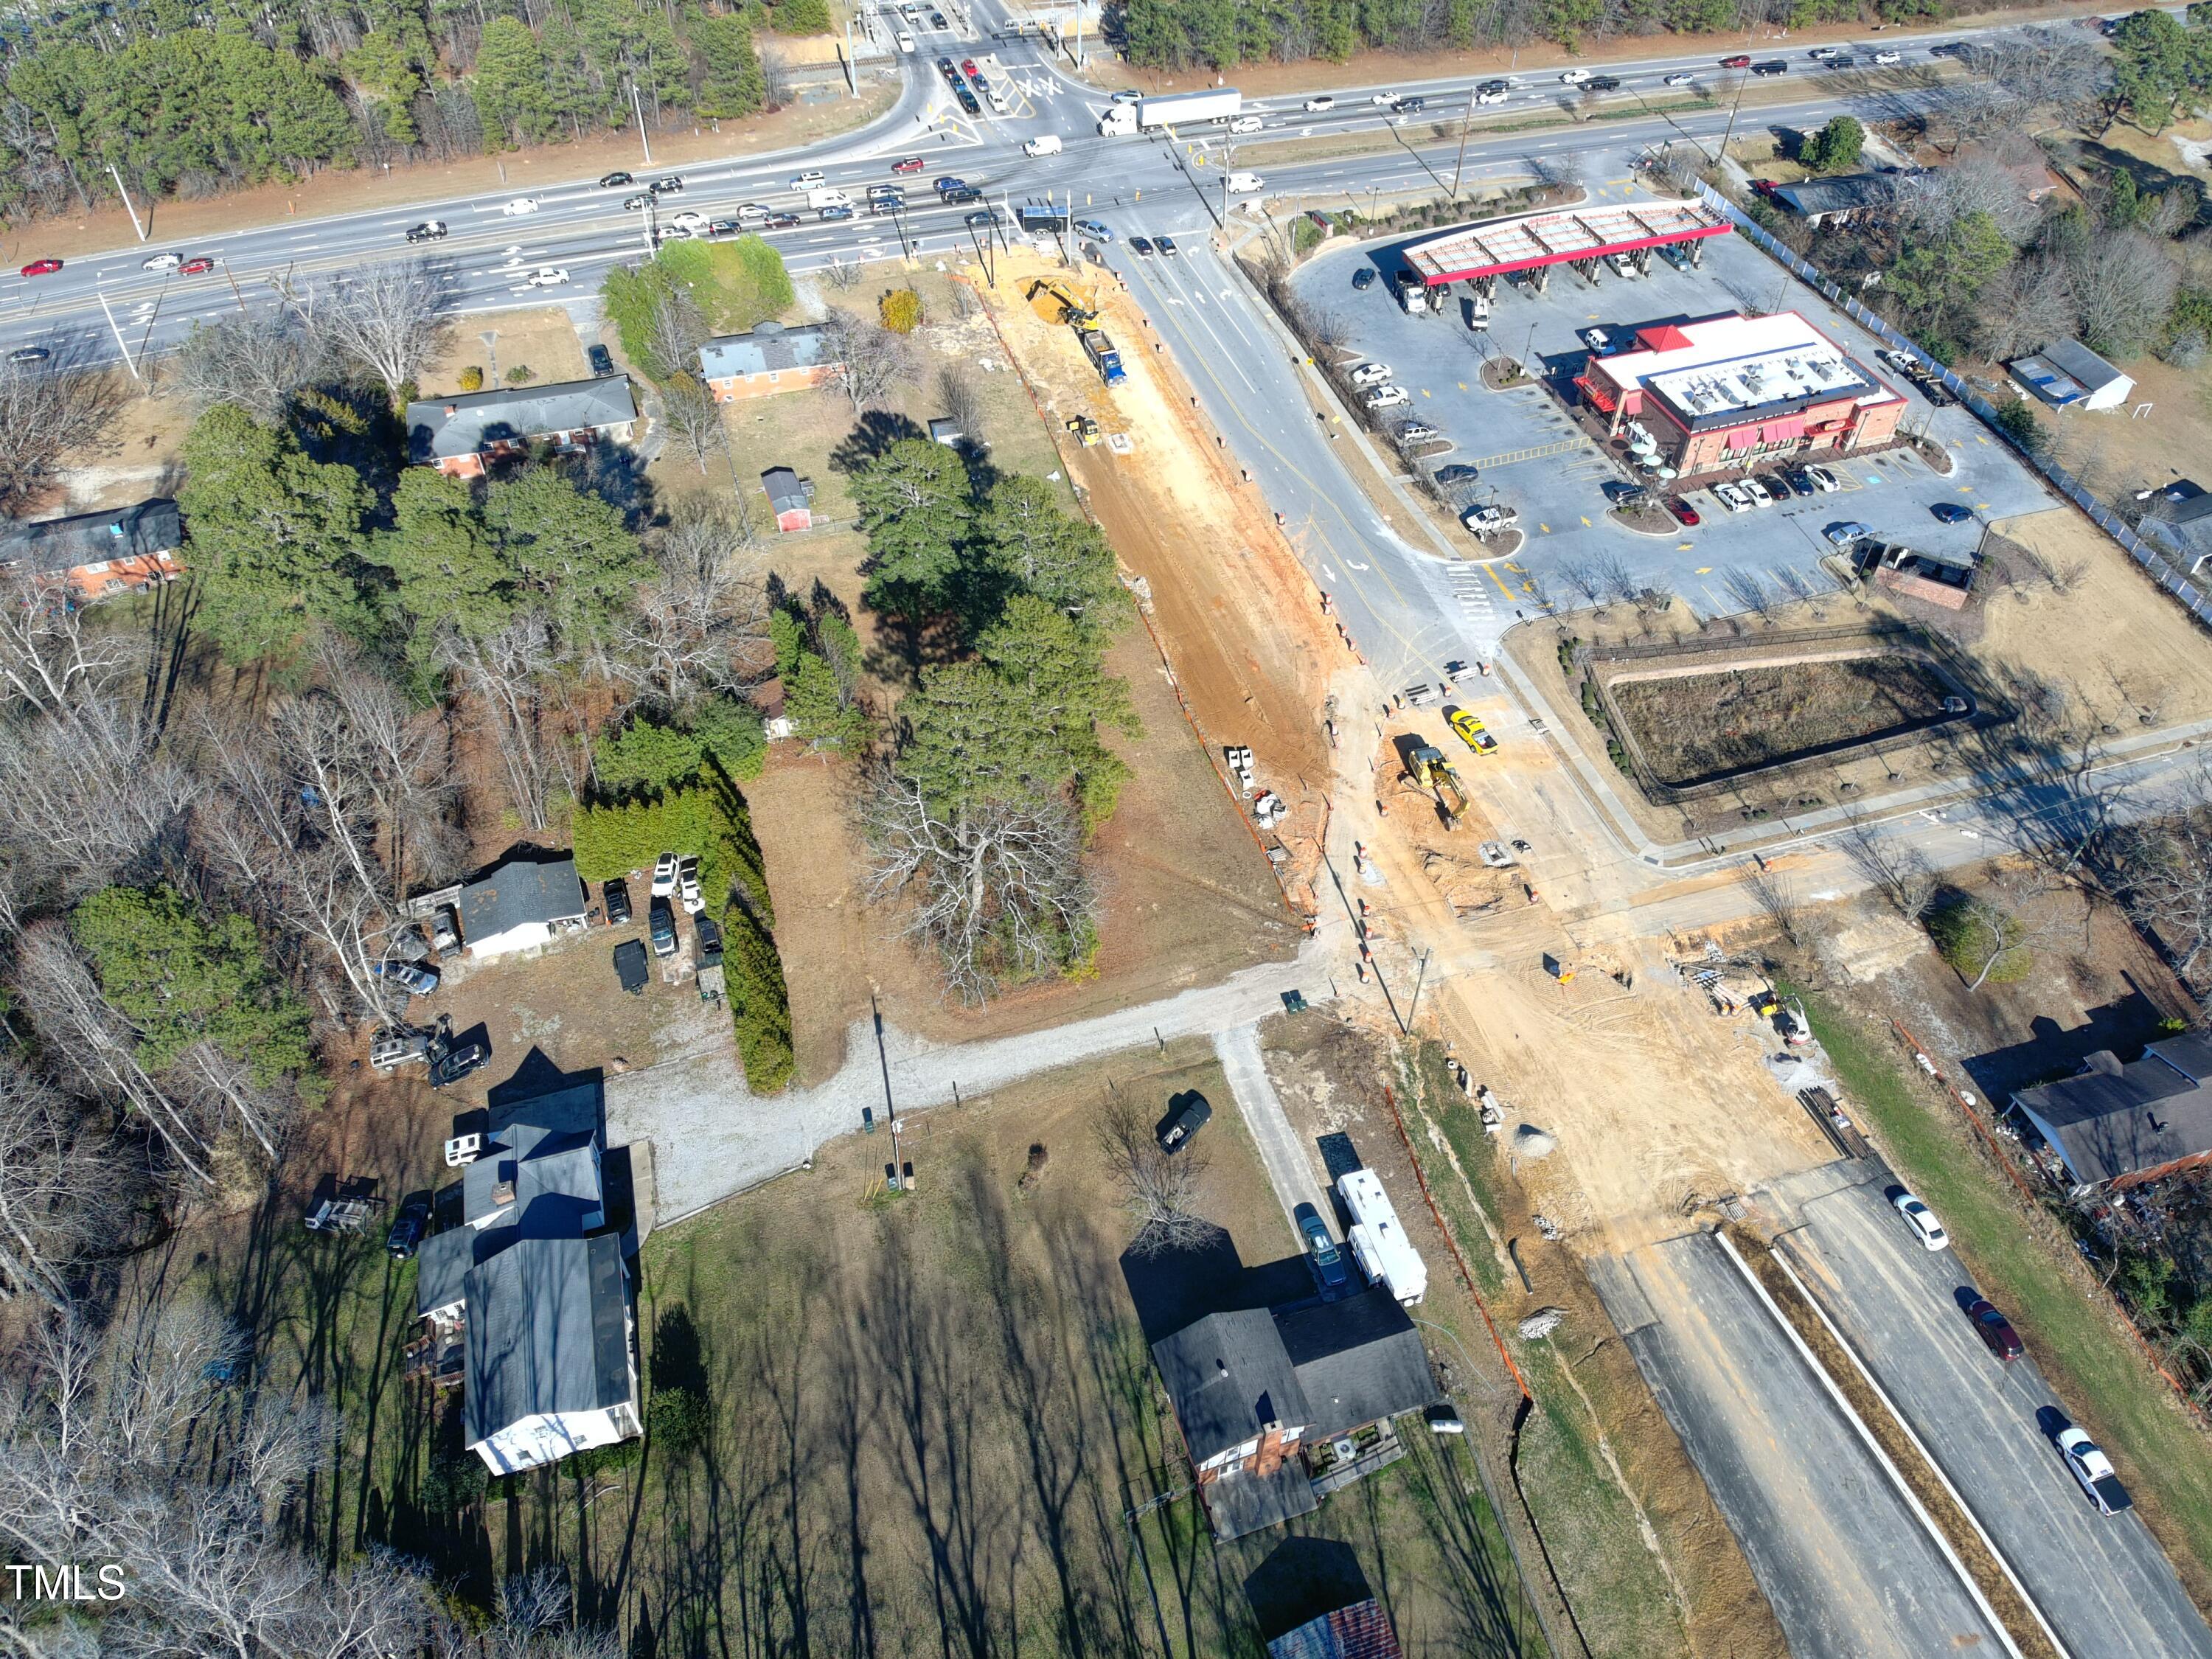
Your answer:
[1098,87,1242,136]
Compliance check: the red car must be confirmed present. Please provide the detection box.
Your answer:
[1719,53,1753,68]
[18,258,61,277]
[1666,495,1700,526]
[178,256,215,276]
[1966,1298,2023,1361]
[960,58,978,77]
[891,156,925,173]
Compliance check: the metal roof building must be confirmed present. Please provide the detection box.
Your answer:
[1399,198,1731,287]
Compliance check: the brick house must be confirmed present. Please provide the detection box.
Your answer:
[698,321,839,403]
[0,498,182,602]
[406,375,639,477]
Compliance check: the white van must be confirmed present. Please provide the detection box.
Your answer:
[1023,134,1062,157]
[1225,172,1265,194]
[805,187,852,210]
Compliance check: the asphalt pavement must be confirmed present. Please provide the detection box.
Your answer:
[1767,1164,2212,1658]
[1593,1228,2008,1658]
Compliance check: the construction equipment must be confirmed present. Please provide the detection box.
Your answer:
[1405,745,1468,824]
[1026,277,1126,387]
[1026,276,1099,328]
[1065,414,1101,446]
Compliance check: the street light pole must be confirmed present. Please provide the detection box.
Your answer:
[108,165,147,242]
[95,289,140,382]
[631,83,655,166]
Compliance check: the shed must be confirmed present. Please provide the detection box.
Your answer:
[460,855,587,959]
[928,417,967,448]
[2009,339,2134,411]
[762,467,815,532]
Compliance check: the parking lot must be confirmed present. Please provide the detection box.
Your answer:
[1287,188,2053,619]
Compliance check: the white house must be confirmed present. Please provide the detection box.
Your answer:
[2008,338,2135,412]
[459,855,587,960]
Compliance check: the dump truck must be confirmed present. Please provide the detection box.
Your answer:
[1097,87,1242,136]
[1339,1169,1427,1305]
[1078,325,1126,386]
[1406,745,1468,824]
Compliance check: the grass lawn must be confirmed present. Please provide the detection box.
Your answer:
[1801,990,2212,1607]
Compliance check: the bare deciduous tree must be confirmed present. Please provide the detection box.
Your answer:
[1722,566,1777,621]
[935,364,985,448]
[0,354,123,516]
[1739,860,1805,947]
[611,496,771,710]
[659,372,725,474]
[1896,146,2043,242]
[1094,1093,1217,1256]
[1835,813,1941,919]
[2110,770,2212,981]
[1974,254,2078,360]
[318,257,453,402]
[2065,229,2181,361]
[0,1062,118,1307]
[438,613,571,834]
[819,307,914,415]
[171,302,330,420]
[862,770,1094,1004]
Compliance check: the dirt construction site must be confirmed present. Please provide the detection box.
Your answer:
[959,242,1883,1650]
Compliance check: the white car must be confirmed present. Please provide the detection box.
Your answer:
[1873,49,1902,65]
[1363,385,1410,409]
[1229,114,1265,133]
[142,251,181,271]
[678,856,705,917]
[1742,476,1775,507]
[501,196,540,215]
[1891,1189,1950,1251]
[1398,421,1441,441]
[525,266,570,287]
[1559,68,1590,85]
[1370,91,1398,105]
[1805,463,1841,492]
[1579,326,1614,354]
[1349,362,1393,386]
[2056,1426,2133,1514]
[1663,72,1695,86]
[896,30,914,52]
[669,209,707,232]
[1109,88,1143,104]
[1304,95,1337,112]
[1714,482,1755,514]
[1476,88,1509,105]
[651,852,679,897]
[790,170,826,190]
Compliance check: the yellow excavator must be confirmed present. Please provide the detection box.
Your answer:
[1406,745,1469,827]
[1026,276,1099,328]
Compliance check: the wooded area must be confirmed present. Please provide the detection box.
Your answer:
[0,0,832,222]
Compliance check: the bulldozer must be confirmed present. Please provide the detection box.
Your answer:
[1065,414,1101,447]
[1406,745,1470,828]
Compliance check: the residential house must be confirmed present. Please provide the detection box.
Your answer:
[698,321,839,403]
[763,467,815,532]
[459,854,588,960]
[2007,339,2134,412]
[1267,1601,1404,1659]
[1767,173,1893,229]
[406,375,639,477]
[2012,1034,2212,1193]
[0,498,182,602]
[2137,481,2212,574]
[414,1081,641,1474]
[1950,139,2065,208]
[1151,1287,1439,1540]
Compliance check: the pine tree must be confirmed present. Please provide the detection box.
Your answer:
[690,10,766,117]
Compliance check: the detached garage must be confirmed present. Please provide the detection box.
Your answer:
[461,855,588,960]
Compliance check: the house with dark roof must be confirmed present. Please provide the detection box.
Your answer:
[1151,1286,1439,1540]
[406,375,639,477]
[762,467,815,532]
[1767,172,1892,228]
[0,498,182,602]
[2138,481,2212,574]
[2012,1034,2212,1193]
[459,853,588,960]
[698,321,839,403]
[414,1080,641,1474]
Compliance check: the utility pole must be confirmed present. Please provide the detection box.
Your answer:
[1714,71,1749,166]
[1405,947,1434,1031]
[631,83,655,165]
[108,164,147,242]
[95,289,139,382]
[1450,85,1478,202]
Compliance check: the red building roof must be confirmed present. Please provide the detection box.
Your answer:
[1399,199,1732,287]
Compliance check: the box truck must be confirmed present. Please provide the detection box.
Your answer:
[1097,87,1242,137]
[1338,1169,1427,1306]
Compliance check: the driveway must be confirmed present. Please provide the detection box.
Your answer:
[607,941,1332,1224]
[1590,1228,2006,1658]
[1214,1022,1332,1232]
[1766,1164,2212,1658]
